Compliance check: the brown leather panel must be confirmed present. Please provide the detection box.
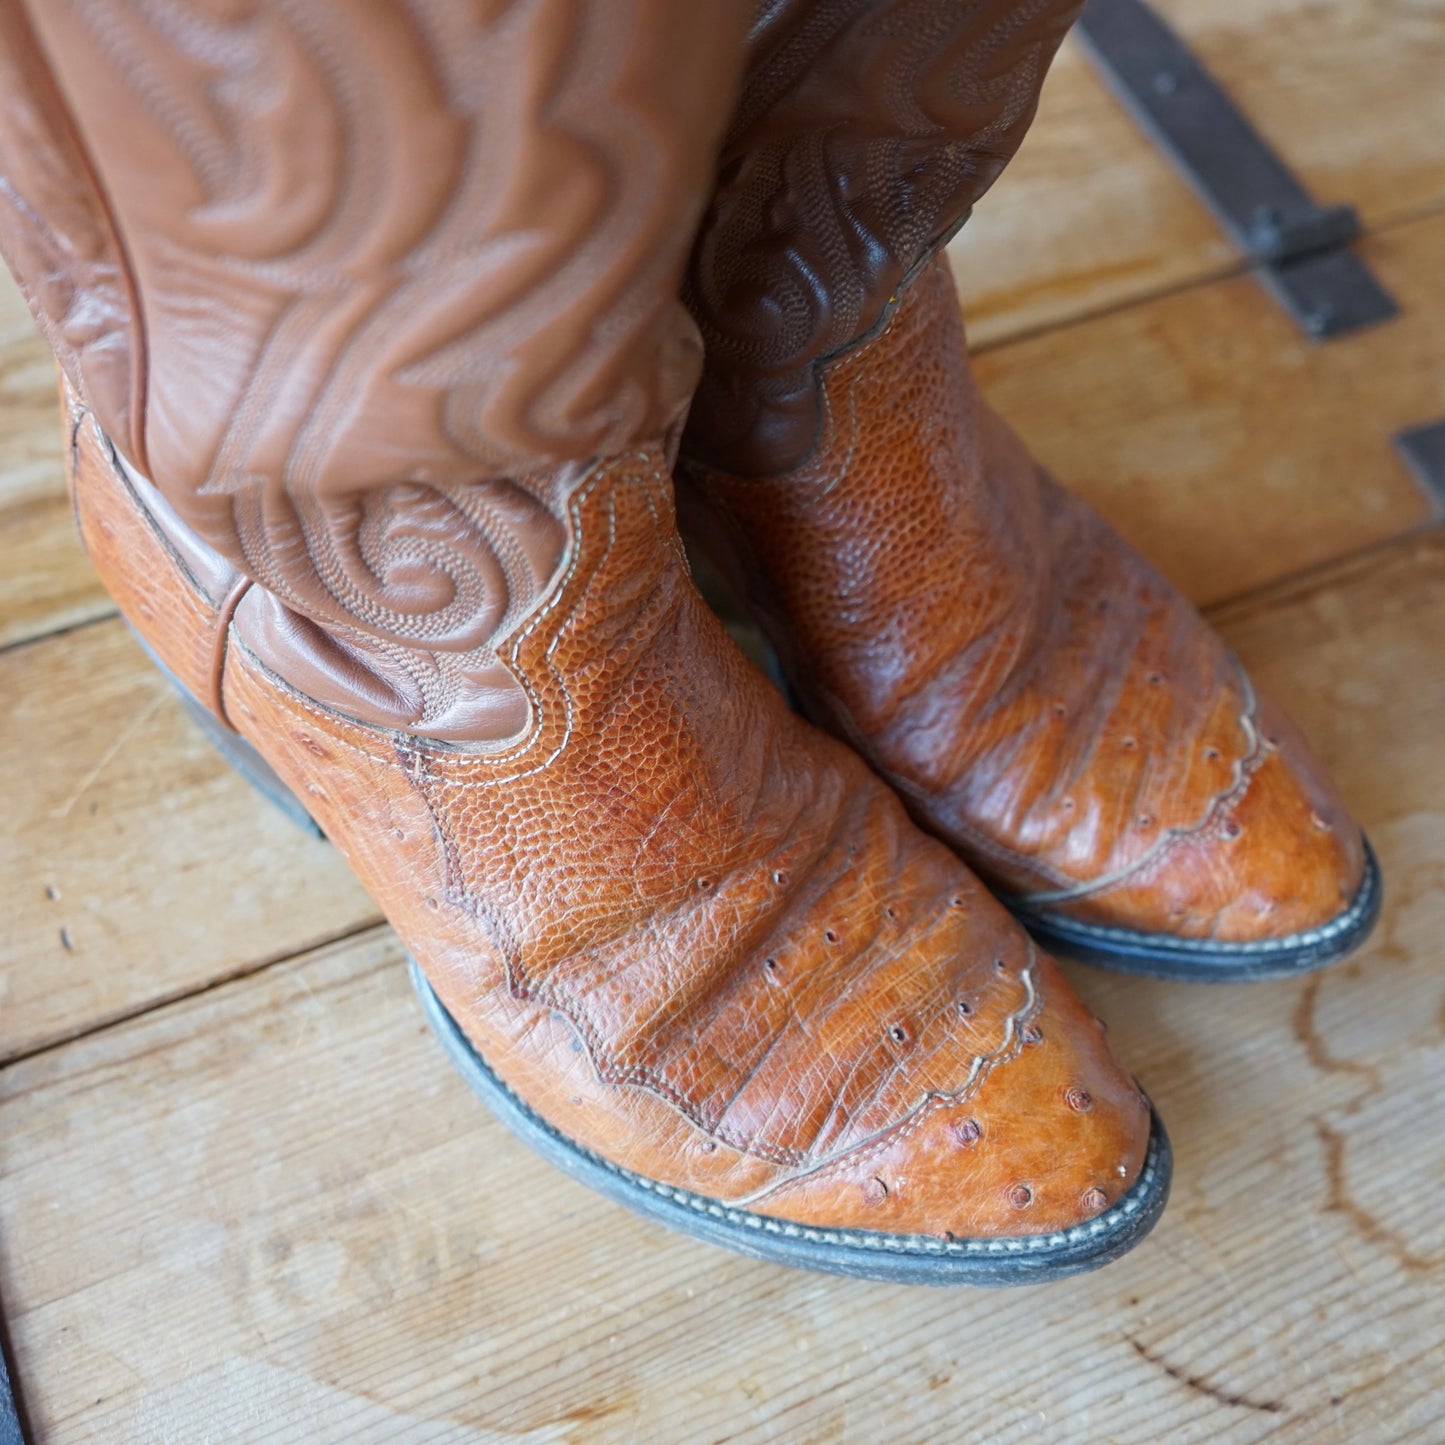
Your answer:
[183,441,1144,1236]
[0,0,140,461]
[681,255,1366,941]
[753,956,1148,1233]
[15,0,754,733]
[685,0,1082,475]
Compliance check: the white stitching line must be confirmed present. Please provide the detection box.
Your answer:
[1015,844,1379,955]
[636,1135,1161,1257]
[687,269,926,498]
[228,455,666,788]
[477,934,1037,1177]
[732,951,1040,1202]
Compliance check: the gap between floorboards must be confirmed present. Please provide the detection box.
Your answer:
[0,919,390,1076]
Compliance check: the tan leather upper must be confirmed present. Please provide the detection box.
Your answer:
[70,393,1149,1239]
[680,256,1366,939]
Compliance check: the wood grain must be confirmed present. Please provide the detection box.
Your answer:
[951,0,1445,346]
[0,618,379,1064]
[973,211,1445,608]
[1,528,1441,1444]
[0,275,111,651]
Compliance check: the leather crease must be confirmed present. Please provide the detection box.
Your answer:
[681,252,1368,944]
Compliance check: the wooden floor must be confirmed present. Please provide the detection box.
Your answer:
[3,2,1445,1439]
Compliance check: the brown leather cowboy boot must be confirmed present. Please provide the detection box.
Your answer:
[679,0,1379,981]
[0,0,1167,1281]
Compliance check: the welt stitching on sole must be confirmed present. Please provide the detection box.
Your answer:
[625,1144,1159,1255]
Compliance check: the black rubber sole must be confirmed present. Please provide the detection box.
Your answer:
[409,960,1172,1286]
[1009,837,1383,983]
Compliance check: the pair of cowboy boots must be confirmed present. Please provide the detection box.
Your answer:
[0,0,1376,1284]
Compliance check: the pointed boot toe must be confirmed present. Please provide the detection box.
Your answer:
[411,937,1170,1287]
[732,950,1166,1276]
[1012,701,1381,981]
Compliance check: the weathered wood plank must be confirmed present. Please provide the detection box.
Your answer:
[0,618,379,1063]
[1,527,1441,1443]
[0,277,111,651]
[974,212,1445,608]
[952,0,1445,346]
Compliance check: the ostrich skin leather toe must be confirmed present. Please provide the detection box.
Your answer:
[678,255,1368,948]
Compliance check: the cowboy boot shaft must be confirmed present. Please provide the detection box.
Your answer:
[685,0,1083,475]
[0,0,754,713]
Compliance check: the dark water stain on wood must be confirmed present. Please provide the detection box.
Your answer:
[1292,975,1382,1093]
[1316,1120,1435,1275]
[1129,1338,1285,1415]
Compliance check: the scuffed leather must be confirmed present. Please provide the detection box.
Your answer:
[70,404,1151,1239]
[684,0,1082,475]
[8,0,756,737]
[680,256,1366,941]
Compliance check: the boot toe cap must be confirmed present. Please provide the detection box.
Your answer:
[1014,703,1381,978]
[754,953,1157,1242]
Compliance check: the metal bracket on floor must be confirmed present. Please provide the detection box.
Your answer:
[1395,420,1445,510]
[1076,0,1398,339]
[0,1342,23,1445]
[0,1270,26,1445]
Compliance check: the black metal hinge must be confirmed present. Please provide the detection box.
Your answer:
[1076,0,1398,338]
[0,1343,22,1445]
[1395,420,1445,510]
